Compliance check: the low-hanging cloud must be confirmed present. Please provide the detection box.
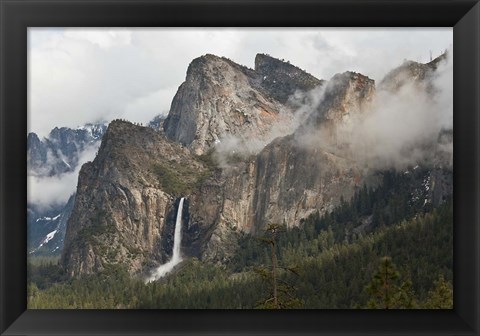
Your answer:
[213,50,453,171]
[298,52,453,170]
[28,143,100,210]
[212,85,327,168]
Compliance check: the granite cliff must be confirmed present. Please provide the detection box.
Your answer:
[61,53,452,276]
[163,54,323,155]
[61,121,213,276]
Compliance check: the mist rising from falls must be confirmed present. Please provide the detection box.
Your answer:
[147,197,185,282]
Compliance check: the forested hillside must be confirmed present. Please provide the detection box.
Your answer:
[28,170,452,309]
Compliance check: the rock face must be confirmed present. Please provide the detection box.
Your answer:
[61,120,211,276]
[200,136,366,262]
[163,54,323,155]
[313,72,374,124]
[199,72,376,261]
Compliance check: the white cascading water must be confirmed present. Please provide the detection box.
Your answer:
[147,197,185,282]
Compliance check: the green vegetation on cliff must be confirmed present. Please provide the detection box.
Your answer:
[152,158,213,197]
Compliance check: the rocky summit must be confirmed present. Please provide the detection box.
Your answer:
[61,120,212,276]
[163,54,323,155]
[59,53,452,277]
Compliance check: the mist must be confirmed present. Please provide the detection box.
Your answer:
[28,143,100,210]
[212,86,327,168]
[297,52,453,171]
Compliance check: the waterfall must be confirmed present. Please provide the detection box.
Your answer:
[171,197,184,265]
[147,197,185,282]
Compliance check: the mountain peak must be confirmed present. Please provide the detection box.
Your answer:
[187,54,223,73]
[303,70,375,127]
[426,50,449,70]
[255,53,300,73]
[27,132,41,143]
[254,53,324,104]
[379,51,449,92]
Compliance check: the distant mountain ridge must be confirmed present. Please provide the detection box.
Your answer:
[27,123,107,256]
[28,123,107,177]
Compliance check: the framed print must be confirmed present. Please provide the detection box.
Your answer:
[1,0,479,335]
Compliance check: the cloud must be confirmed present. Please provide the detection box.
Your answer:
[28,29,168,137]
[28,28,452,138]
[64,29,132,49]
[297,52,453,170]
[27,144,99,210]
[305,28,453,81]
[123,88,175,121]
[211,85,327,168]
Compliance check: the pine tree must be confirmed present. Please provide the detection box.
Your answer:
[255,223,303,309]
[392,278,417,308]
[366,256,400,309]
[423,275,453,309]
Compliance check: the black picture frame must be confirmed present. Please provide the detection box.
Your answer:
[1,0,479,335]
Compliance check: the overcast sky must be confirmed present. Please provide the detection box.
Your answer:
[28,28,452,137]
